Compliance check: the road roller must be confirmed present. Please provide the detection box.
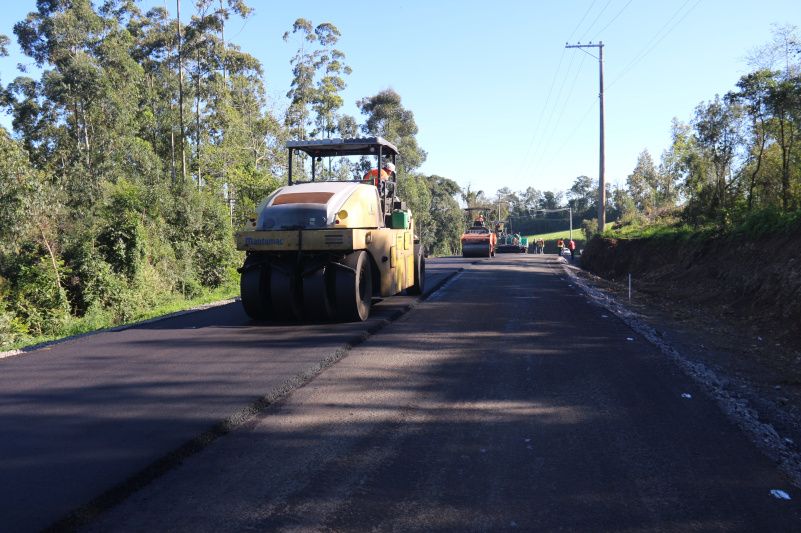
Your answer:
[460,219,497,258]
[235,137,424,322]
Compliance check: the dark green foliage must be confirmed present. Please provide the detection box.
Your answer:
[0,1,274,349]
[619,26,801,233]
[4,254,70,337]
[96,180,147,279]
[730,208,801,237]
[581,218,599,242]
[424,176,464,256]
[0,3,464,350]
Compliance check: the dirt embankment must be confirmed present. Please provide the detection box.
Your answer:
[580,232,801,347]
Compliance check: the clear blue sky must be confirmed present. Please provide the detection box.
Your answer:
[1,0,800,197]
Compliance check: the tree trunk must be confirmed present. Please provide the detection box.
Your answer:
[39,225,64,301]
[747,118,767,212]
[170,128,176,183]
[195,45,202,189]
[177,0,187,183]
[219,0,226,83]
[779,117,790,212]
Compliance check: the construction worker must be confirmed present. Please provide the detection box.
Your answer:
[363,161,395,187]
[556,238,564,255]
[568,238,576,260]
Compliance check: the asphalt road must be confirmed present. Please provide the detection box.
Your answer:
[0,260,459,532]
[4,254,801,531]
[79,254,799,531]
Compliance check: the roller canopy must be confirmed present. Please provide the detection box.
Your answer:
[286,137,399,158]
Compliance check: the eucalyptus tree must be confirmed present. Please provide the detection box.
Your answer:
[425,175,463,256]
[541,191,563,210]
[766,77,800,211]
[691,95,744,219]
[519,186,543,213]
[626,150,659,214]
[357,88,438,246]
[0,33,8,90]
[182,0,254,186]
[310,23,351,140]
[460,185,487,209]
[284,19,350,141]
[568,176,594,219]
[358,88,427,173]
[12,0,151,206]
[744,25,800,212]
[727,70,778,211]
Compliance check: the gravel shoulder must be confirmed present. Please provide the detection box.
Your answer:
[564,257,801,488]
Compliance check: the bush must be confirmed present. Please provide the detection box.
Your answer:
[7,258,71,337]
[732,208,801,238]
[581,218,599,241]
[96,179,147,279]
[0,302,28,349]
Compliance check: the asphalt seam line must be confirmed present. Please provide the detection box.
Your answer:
[46,267,464,532]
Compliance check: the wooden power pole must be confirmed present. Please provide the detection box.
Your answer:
[565,41,606,230]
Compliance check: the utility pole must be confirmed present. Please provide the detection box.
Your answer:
[569,206,573,240]
[565,41,606,230]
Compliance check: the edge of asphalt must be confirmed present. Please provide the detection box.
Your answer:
[559,258,801,491]
[0,298,240,360]
[45,266,465,532]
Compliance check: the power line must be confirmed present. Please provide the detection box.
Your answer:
[516,47,567,178]
[520,51,581,173]
[518,0,625,189]
[608,0,701,88]
[517,0,602,184]
[577,0,613,42]
[540,98,598,168]
[592,0,634,39]
[524,55,586,180]
[524,1,626,184]
[567,0,599,42]
[530,53,589,172]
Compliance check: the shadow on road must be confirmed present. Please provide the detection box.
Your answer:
[81,255,801,532]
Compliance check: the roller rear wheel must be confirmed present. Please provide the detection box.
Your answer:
[271,265,302,321]
[303,267,334,322]
[240,257,271,320]
[407,245,425,295]
[335,251,372,322]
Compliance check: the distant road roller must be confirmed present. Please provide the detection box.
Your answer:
[460,208,496,258]
[235,137,424,322]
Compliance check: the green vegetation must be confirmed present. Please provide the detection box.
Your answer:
[0,5,798,351]
[0,3,466,351]
[525,229,586,242]
[603,208,801,243]
[590,26,801,247]
[2,282,238,353]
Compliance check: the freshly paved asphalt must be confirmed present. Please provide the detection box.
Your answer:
[4,254,801,531]
[0,260,460,532]
[77,254,800,532]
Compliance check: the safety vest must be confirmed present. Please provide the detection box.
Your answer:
[363,168,389,186]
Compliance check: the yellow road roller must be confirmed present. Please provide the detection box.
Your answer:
[235,137,424,321]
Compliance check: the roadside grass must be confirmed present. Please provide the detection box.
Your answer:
[602,222,700,241]
[602,210,801,242]
[524,228,586,242]
[3,282,239,354]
